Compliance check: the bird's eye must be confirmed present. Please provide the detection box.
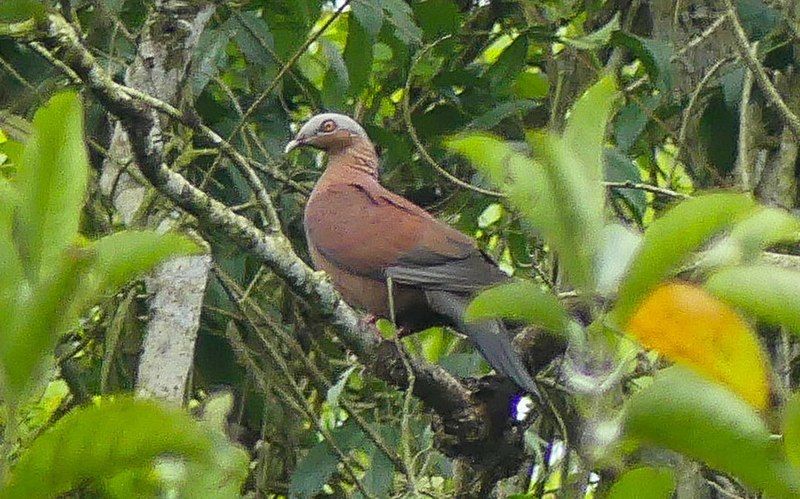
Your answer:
[320,120,337,133]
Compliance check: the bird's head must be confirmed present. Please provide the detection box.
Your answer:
[284,113,368,154]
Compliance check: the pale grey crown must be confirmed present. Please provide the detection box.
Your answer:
[296,113,368,140]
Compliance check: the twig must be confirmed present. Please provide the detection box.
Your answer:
[224,320,375,499]
[403,35,504,197]
[603,181,690,199]
[722,0,800,138]
[736,43,756,191]
[202,0,351,184]
[212,266,409,476]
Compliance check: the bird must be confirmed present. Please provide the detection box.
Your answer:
[285,113,539,397]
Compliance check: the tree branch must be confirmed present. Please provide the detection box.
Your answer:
[722,0,800,138]
[26,11,488,444]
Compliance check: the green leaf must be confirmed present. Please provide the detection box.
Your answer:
[595,223,642,297]
[563,75,618,189]
[477,203,503,228]
[784,392,800,472]
[614,96,658,152]
[16,91,89,278]
[344,12,374,96]
[233,12,274,67]
[361,442,395,498]
[512,70,550,100]
[327,365,357,412]
[417,327,454,364]
[561,13,620,50]
[0,0,44,22]
[321,39,350,108]
[604,147,646,220]
[607,467,675,499]
[613,193,756,324]
[737,0,781,39]
[706,264,800,335]
[0,249,91,399]
[526,132,603,288]
[351,0,383,39]
[0,180,22,321]
[447,132,594,288]
[484,34,528,92]
[611,33,673,91]
[728,206,800,259]
[182,393,249,499]
[290,423,366,499]
[413,0,460,39]
[382,0,422,45]
[624,367,800,497]
[86,230,201,298]
[466,280,570,334]
[3,398,211,498]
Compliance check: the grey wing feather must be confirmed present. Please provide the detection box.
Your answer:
[387,252,509,292]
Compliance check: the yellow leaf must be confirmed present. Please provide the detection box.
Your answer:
[626,282,769,410]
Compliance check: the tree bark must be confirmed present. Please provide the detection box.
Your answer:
[98,1,215,404]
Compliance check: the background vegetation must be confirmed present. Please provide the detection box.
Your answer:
[2,0,800,497]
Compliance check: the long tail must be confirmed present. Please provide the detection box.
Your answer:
[425,290,541,399]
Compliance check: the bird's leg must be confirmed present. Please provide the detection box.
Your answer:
[386,276,397,325]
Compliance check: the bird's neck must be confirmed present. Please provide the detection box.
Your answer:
[325,137,380,181]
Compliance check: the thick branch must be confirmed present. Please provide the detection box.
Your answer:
[31,12,479,426]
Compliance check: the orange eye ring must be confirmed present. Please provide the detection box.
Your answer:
[320,120,336,133]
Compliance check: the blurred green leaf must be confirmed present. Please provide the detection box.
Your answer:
[607,466,675,499]
[613,193,756,324]
[416,327,454,364]
[0,249,90,399]
[737,0,780,39]
[0,0,44,22]
[182,393,249,499]
[512,70,550,100]
[563,75,618,188]
[561,13,620,50]
[466,280,570,334]
[784,392,800,472]
[625,367,800,497]
[322,39,350,108]
[595,224,642,297]
[449,122,606,288]
[3,398,212,498]
[86,230,201,299]
[0,180,22,321]
[16,91,89,278]
[413,0,460,39]
[728,207,800,259]
[706,264,800,335]
[614,96,658,152]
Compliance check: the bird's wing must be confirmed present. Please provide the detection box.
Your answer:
[305,181,507,292]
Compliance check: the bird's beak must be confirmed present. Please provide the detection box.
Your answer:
[284,137,304,154]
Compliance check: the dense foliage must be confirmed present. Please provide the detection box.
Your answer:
[1,0,800,497]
